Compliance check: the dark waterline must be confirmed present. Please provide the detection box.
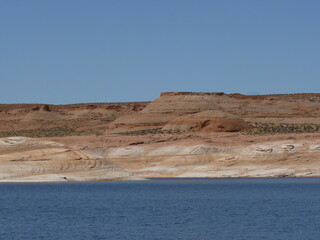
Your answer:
[1,178,320,240]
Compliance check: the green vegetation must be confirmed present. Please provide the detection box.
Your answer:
[2,122,319,138]
[0,126,106,138]
[118,128,164,136]
[247,122,320,135]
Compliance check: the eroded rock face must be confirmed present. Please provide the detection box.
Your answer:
[106,92,320,134]
[1,92,320,182]
[162,110,249,133]
[100,138,320,178]
[0,137,144,182]
[41,104,51,112]
[2,133,320,181]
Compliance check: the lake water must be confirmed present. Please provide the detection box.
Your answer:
[1,178,320,240]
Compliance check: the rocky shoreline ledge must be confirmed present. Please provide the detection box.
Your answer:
[1,133,320,182]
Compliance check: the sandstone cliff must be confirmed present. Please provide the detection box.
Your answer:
[1,92,320,182]
[108,92,320,135]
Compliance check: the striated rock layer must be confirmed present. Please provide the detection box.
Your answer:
[0,137,144,182]
[3,133,320,182]
[108,92,320,134]
[100,136,320,178]
[1,92,320,182]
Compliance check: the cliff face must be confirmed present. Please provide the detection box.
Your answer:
[1,92,320,182]
[108,92,320,134]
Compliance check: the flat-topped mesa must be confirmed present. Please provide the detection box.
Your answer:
[160,92,320,101]
[108,93,248,134]
[107,91,320,134]
[160,92,225,96]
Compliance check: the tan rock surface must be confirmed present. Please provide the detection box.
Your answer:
[94,134,320,178]
[38,132,320,179]
[0,137,144,182]
[107,92,320,134]
[162,110,249,132]
[1,92,320,182]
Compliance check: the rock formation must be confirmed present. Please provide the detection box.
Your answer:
[1,92,320,182]
[108,92,320,134]
[162,110,249,133]
[0,137,143,182]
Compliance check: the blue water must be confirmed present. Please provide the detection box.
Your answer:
[1,178,320,240]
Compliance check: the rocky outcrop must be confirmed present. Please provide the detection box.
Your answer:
[2,92,320,182]
[100,137,320,178]
[0,137,144,182]
[107,92,320,134]
[162,110,249,133]
[2,133,320,181]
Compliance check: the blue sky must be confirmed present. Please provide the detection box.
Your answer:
[1,0,320,104]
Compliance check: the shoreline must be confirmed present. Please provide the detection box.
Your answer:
[2,176,320,184]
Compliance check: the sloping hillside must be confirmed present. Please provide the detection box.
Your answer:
[0,102,149,137]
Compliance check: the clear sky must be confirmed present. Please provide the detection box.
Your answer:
[1,0,320,104]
